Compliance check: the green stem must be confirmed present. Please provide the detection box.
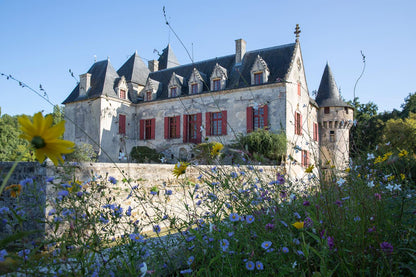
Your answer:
[0,150,27,196]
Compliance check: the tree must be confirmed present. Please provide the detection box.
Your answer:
[382,113,416,154]
[400,92,416,118]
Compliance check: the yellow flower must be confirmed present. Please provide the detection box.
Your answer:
[374,156,383,164]
[18,112,74,166]
[211,142,224,157]
[172,162,189,178]
[292,221,304,229]
[345,168,351,173]
[305,164,314,173]
[398,149,409,157]
[387,175,395,181]
[5,184,22,198]
[400,173,406,180]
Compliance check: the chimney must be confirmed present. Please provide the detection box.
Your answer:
[148,60,159,72]
[235,39,246,64]
[79,73,91,96]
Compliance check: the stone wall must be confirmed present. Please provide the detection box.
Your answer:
[1,162,282,239]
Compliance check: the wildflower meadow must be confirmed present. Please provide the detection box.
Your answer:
[0,109,415,276]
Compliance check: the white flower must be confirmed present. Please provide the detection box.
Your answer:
[367,153,375,160]
[393,184,401,191]
[368,181,375,188]
[385,184,394,192]
[337,178,346,187]
[292,261,297,268]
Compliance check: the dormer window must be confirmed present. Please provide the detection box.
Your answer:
[170,87,178,97]
[168,72,184,98]
[189,68,206,94]
[146,91,152,101]
[254,72,263,85]
[250,55,270,85]
[191,83,198,94]
[213,79,221,91]
[210,63,227,91]
[120,89,126,99]
[116,76,128,100]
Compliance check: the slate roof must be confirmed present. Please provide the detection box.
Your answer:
[158,44,180,70]
[315,64,350,107]
[117,52,149,86]
[63,60,119,104]
[147,43,296,100]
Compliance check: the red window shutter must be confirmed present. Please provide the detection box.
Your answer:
[205,112,211,136]
[164,117,169,139]
[183,115,188,143]
[151,118,155,139]
[119,114,126,135]
[196,113,202,143]
[300,114,303,135]
[139,119,144,140]
[297,82,301,96]
[175,115,181,138]
[221,110,227,135]
[246,107,253,133]
[263,105,268,129]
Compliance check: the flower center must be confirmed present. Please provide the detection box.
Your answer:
[31,136,46,149]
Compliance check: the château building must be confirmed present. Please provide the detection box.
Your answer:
[63,26,353,178]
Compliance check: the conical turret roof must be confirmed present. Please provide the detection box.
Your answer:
[315,64,349,107]
[158,44,180,70]
[117,52,150,86]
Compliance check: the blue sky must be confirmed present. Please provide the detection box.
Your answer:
[1,0,415,116]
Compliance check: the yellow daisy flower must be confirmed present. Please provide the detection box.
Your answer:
[5,184,22,198]
[292,221,304,229]
[18,112,75,166]
[211,142,224,157]
[172,162,189,178]
[398,149,408,157]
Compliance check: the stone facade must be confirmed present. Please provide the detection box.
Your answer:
[63,27,353,179]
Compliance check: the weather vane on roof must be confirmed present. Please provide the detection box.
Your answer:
[294,24,301,42]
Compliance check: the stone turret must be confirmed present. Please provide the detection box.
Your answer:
[316,64,354,170]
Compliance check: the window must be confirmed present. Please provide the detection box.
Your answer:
[146,91,152,101]
[206,111,227,136]
[324,107,330,114]
[295,112,302,135]
[330,130,335,142]
[119,114,126,135]
[139,118,155,140]
[170,87,177,97]
[254,72,263,85]
[313,122,319,142]
[301,150,309,167]
[344,107,349,114]
[246,105,268,133]
[191,83,198,94]
[183,113,202,143]
[213,79,221,91]
[297,82,301,96]
[120,89,126,99]
[164,116,181,139]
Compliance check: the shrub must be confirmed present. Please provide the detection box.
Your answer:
[64,143,97,162]
[233,129,287,163]
[130,146,161,163]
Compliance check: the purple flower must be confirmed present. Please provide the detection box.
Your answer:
[246,215,255,224]
[229,213,240,222]
[126,206,132,216]
[130,233,144,243]
[293,238,300,245]
[296,250,304,256]
[153,225,161,234]
[304,217,313,228]
[220,239,229,251]
[327,236,335,250]
[19,178,33,186]
[255,261,264,270]
[18,249,30,261]
[261,241,272,250]
[380,242,394,255]
[303,200,310,206]
[265,223,275,230]
[246,261,255,271]
[0,249,7,262]
[180,269,193,274]
[165,190,172,195]
[108,176,117,184]
[282,247,289,253]
[368,226,376,233]
[187,255,194,266]
[57,190,69,198]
